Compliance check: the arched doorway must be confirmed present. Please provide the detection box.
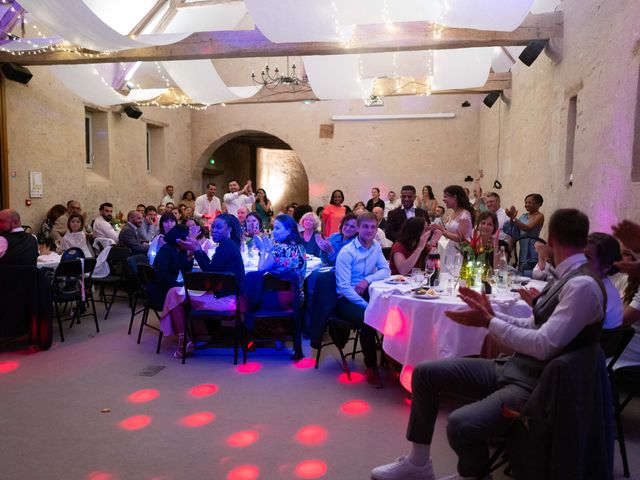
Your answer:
[199,131,309,214]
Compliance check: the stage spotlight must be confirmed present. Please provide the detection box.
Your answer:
[518,40,547,67]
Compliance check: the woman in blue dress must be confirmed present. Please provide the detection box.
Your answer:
[503,193,545,273]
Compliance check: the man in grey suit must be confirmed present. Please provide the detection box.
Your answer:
[118,210,148,254]
[372,208,605,480]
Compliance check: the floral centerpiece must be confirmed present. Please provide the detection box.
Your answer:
[457,231,496,286]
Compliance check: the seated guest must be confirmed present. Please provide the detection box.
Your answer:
[136,204,146,216]
[157,204,167,215]
[390,217,431,275]
[432,205,446,226]
[299,212,322,257]
[181,190,196,211]
[171,207,181,222]
[237,206,249,236]
[352,201,367,215]
[56,213,93,257]
[385,185,428,243]
[0,209,38,265]
[245,212,263,238]
[484,192,509,241]
[372,208,605,480]
[366,187,385,212]
[384,190,401,218]
[503,193,545,271]
[39,204,66,249]
[473,211,501,268]
[118,210,149,254]
[336,212,391,388]
[138,206,159,243]
[147,225,193,307]
[177,204,188,221]
[253,214,307,293]
[372,206,386,230]
[92,202,120,244]
[160,185,175,206]
[183,217,213,256]
[148,212,177,264]
[161,214,245,358]
[319,213,358,266]
[293,204,313,225]
[52,200,91,244]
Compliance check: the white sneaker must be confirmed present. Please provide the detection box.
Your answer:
[371,456,435,480]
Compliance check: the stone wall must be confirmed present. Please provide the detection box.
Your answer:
[4,67,193,229]
[479,0,640,234]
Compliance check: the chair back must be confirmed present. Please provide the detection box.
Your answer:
[92,237,116,254]
[381,247,392,260]
[83,258,97,277]
[184,271,239,297]
[263,273,295,293]
[512,235,546,273]
[600,326,635,372]
[52,259,84,297]
[61,247,85,261]
[106,246,131,275]
[128,254,148,275]
[137,264,156,288]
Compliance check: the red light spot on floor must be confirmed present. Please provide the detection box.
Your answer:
[226,430,259,447]
[340,400,370,415]
[294,357,316,369]
[180,411,215,428]
[0,360,19,374]
[86,471,117,480]
[294,460,328,479]
[400,365,414,393]
[188,383,219,398]
[294,425,327,446]
[337,371,364,384]
[236,362,261,374]
[227,465,260,480]
[127,389,159,403]
[383,307,404,336]
[119,415,152,431]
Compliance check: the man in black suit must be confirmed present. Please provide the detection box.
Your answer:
[118,210,148,254]
[384,185,428,242]
[0,209,38,266]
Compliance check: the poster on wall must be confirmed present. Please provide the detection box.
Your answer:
[29,171,43,198]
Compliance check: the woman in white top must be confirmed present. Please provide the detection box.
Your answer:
[57,213,93,258]
[429,185,475,268]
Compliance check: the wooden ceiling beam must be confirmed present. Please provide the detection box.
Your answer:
[0,12,561,65]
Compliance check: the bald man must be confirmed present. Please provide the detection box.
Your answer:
[0,209,38,265]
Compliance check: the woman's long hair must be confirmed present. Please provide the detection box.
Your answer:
[397,217,427,252]
[423,185,435,200]
[444,185,476,225]
[256,188,270,205]
[330,189,345,206]
[46,204,67,223]
[215,213,243,247]
[475,211,498,235]
[274,214,302,244]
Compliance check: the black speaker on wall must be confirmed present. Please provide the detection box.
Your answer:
[483,91,501,108]
[123,105,143,119]
[518,40,547,67]
[1,63,33,84]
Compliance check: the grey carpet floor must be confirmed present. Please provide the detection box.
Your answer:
[1,300,639,480]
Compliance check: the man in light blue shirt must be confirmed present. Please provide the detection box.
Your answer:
[336,212,390,387]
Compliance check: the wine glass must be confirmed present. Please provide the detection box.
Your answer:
[410,268,422,289]
[424,264,435,287]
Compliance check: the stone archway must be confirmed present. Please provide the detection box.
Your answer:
[197,130,309,214]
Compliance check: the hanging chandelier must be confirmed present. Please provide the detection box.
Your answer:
[251,57,310,91]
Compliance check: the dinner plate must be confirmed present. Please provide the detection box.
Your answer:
[385,276,409,285]
[411,291,440,300]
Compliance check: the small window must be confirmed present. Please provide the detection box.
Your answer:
[145,124,165,175]
[565,95,577,185]
[84,112,93,167]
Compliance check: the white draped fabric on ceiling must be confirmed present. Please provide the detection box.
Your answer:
[7,0,558,106]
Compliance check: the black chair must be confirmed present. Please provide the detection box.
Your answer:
[60,247,85,261]
[183,272,242,365]
[132,264,165,354]
[511,235,546,274]
[126,254,150,335]
[244,273,302,364]
[601,326,636,478]
[613,363,640,478]
[51,259,99,341]
[91,246,132,319]
[381,247,392,261]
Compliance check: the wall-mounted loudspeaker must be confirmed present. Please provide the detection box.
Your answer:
[1,63,33,84]
[518,40,547,67]
[483,91,501,108]
[123,105,143,119]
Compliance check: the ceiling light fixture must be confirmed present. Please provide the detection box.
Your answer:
[251,57,310,91]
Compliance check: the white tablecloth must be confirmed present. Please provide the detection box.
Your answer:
[365,280,533,372]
